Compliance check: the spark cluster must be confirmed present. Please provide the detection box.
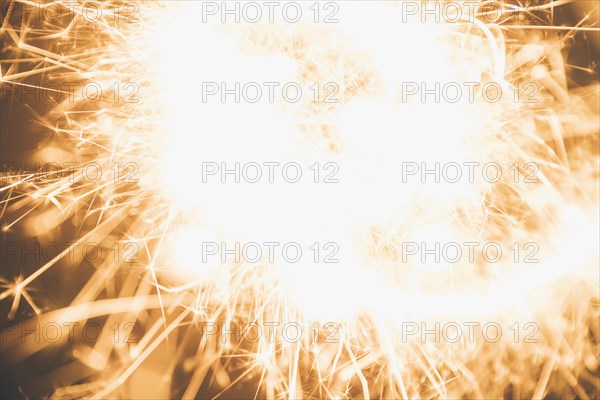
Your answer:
[1,1,599,399]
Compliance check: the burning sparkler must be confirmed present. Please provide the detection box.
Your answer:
[1,1,599,399]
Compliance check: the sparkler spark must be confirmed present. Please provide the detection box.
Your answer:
[1,1,599,399]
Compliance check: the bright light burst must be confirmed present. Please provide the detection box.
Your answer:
[1,1,599,399]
